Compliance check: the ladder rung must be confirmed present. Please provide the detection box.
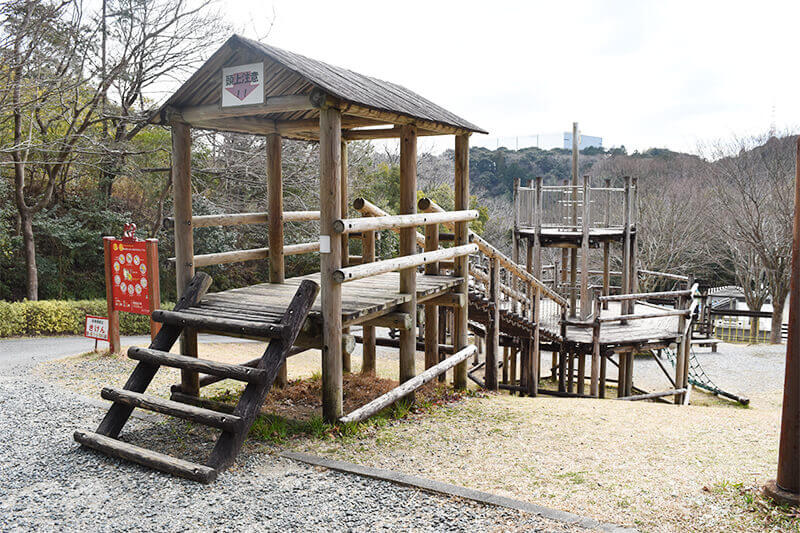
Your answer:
[128,347,267,384]
[73,430,217,483]
[152,310,286,339]
[101,387,242,431]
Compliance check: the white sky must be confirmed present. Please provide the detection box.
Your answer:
[210,0,800,154]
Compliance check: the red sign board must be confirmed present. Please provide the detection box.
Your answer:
[108,238,151,315]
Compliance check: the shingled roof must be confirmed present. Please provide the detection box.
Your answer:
[151,34,487,136]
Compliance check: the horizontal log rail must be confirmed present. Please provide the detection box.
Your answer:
[332,244,477,283]
[616,388,687,401]
[638,269,690,282]
[164,210,320,229]
[339,345,477,424]
[599,289,692,303]
[333,210,478,234]
[597,308,690,324]
[353,197,426,248]
[171,241,320,268]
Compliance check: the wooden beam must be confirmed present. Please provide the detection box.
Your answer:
[320,106,343,424]
[339,345,477,424]
[267,134,284,284]
[332,244,477,283]
[171,120,198,396]
[333,210,478,235]
[453,133,470,390]
[424,213,440,371]
[361,229,376,375]
[360,312,413,330]
[485,257,500,390]
[425,293,465,308]
[399,124,417,388]
[179,94,315,123]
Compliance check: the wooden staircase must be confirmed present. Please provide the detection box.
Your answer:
[74,273,319,483]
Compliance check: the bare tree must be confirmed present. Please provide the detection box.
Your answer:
[0,0,224,299]
[705,133,796,343]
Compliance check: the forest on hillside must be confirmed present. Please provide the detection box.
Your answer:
[1,0,796,343]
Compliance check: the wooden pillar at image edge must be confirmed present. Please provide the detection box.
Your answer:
[765,138,800,506]
[453,133,470,390]
[267,133,288,388]
[171,119,198,396]
[341,139,351,374]
[320,106,343,423]
[399,125,418,393]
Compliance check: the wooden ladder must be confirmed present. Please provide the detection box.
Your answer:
[74,273,319,483]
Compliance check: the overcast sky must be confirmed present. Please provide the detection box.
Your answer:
[215,0,799,154]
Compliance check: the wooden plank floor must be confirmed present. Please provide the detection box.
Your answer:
[190,272,461,328]
[539,301,680,346]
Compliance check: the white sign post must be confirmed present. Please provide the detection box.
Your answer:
[221,62,265,108]
[85,315,109,352]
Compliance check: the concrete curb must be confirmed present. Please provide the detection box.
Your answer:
[281,451,638,533]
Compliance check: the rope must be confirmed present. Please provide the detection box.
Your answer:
[661,346,748,404]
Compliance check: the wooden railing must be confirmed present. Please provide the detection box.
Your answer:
[165,210,321,267]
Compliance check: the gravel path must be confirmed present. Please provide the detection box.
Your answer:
[0,358,589,532]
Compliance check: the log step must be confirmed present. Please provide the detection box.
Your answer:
[128,347,267,384]
[101,387,242,431]
[151,309,285,339]
[73,430,217,483]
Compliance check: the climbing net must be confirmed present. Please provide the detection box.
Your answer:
[661,346,749,405]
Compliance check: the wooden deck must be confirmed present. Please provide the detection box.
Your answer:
[517,227,630,247]
[540,301,681,347]
[184,271,461,332]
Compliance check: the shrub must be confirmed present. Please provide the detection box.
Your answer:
[0,299,172,337]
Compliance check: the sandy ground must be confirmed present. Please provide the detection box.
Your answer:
[36,339,795,532]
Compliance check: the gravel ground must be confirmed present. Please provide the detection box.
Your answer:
[0,356,590,532]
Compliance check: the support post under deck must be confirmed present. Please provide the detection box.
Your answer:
[399,125,418,390]
[320,106,343,423]
[267,133,287,388]
[453,134,470,390]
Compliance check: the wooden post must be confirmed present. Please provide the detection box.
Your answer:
[399,125,417,389]
[590,289,601,397]
[764,137,800,505]
[602,177,611,310]
[361,229,376,374]
[171,120,198,396]
[617,350,627,398]
[267,133,288,388]
[341,139,351,374]
[438,306,448,382]
[502,346,509,384]
[531,176,543,396]
[103,237,121,353]
[579,175,591,320]
[453,133,470,390]
[512,177,520,315]
[424,215,440,371]
[485,256,500,390]
[145,239,161,341]
[675,293,687,404]
[630,176,639,309]
[570,122,579,317]
[599,349,607,398]
[621,176,632,320]
[320,106,343,423]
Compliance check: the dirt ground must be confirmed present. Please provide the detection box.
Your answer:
[37,340,796,532]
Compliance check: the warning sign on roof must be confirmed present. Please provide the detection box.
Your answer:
[221,62,264,107]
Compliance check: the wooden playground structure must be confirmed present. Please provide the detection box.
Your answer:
[74,36,704,482]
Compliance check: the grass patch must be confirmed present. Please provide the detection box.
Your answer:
[713,481,800,531]
[210,374,485,445]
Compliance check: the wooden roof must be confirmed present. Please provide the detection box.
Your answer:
[151,35,487,139]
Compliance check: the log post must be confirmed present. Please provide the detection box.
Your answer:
[341,139,351,374]
[361,229,376,374]
[602,177,611,310]
[512,177,520,315]
[675,293,687,404]
[438,306,448,382]
[569,122,578,317]
[764,137,800,506]
[424,214,440,371]
[453,133,470,390]
[559,307,567,392]
[617,350,627,398]
[267,133,288,388]
[145,238,161,341]
[631,176,639,300]
[579,174,591,320]
[171,120,198,396]
[621,176,632,321]
[399,125,417,389]
[103,237,121,353]
[599,349,607,398]
[485,256,500,390]
[320,106,343,423]
[590,289,601,397]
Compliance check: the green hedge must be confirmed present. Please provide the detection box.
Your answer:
[0,299,173,337]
